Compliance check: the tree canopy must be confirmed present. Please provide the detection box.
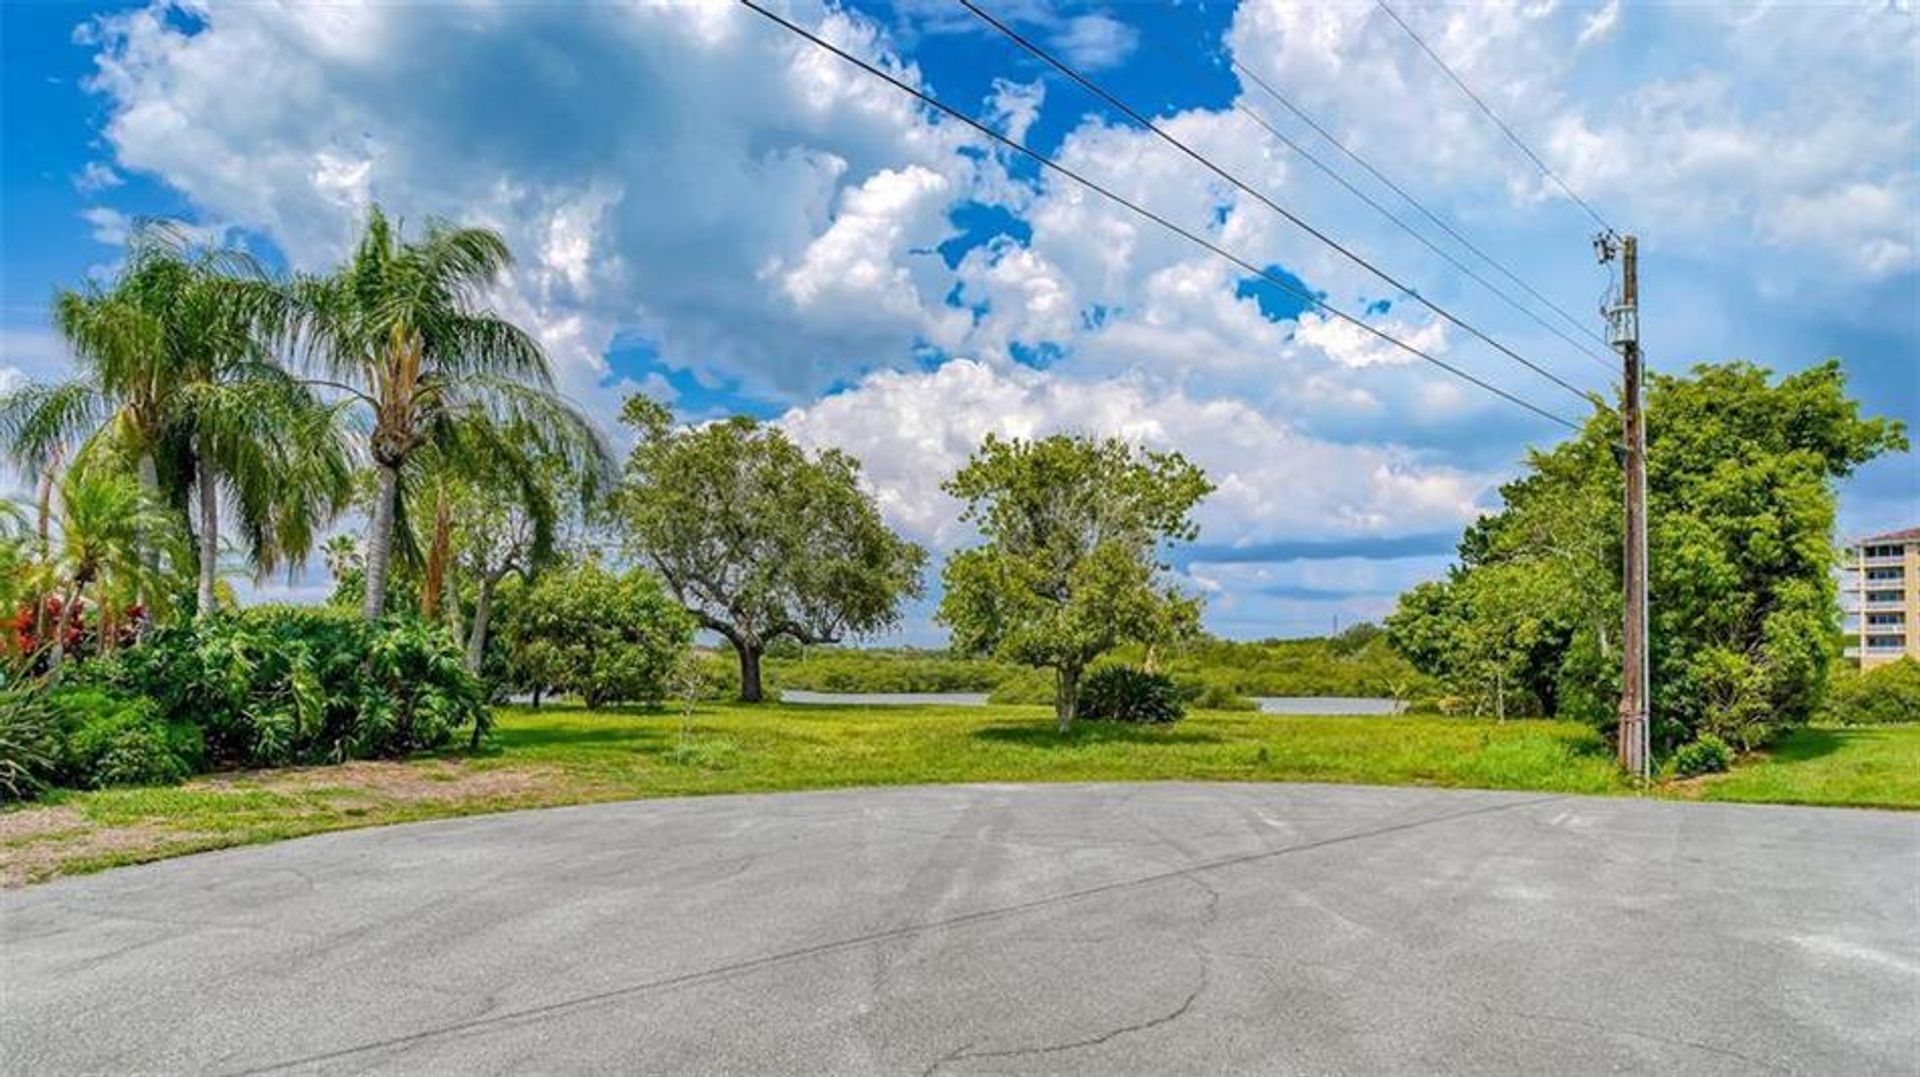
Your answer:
[937,433,1213,730]
[1386,359,1905,750]
[613,396,926,702]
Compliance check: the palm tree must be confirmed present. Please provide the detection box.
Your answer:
[287,206,605,620]
[43,466,180,667]
[0,223,351,619]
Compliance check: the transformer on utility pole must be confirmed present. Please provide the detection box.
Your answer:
[1598,232,1649,781]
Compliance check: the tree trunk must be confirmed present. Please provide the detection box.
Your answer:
[465,577,495,675]
[49,583,80,670]
[135,452,160,607]
[1054,665,1080,733]
[736,643,765,703]
[362,462,400,621]
[421,488,450,620]
[196,460,219,620]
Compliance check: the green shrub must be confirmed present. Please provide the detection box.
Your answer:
[103,607,486,766]
[50,688,200,789]
[1172,673,1257,711]
[1671,733,1734,778]
[500,562,692,708]
[1078,666,1185,724]
[1823,659,1920,725]
[0,687,62,801]
[767,649,1016,694]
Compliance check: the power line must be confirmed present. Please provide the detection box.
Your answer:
[960,0,1600,410]
[1128,30,1628,378]
[1220,83,1616,376]
[1226,55,1616,362]
[735,0,1586,433]
[1373,0,1618,236]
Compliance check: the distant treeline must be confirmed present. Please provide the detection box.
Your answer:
[764,625,1436,707]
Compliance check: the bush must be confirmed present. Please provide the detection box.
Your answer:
[1671,733,1734,778]
[53,688,200,788]
[1823,659,1920,725]
[1172,673,1258,712]
[102,606,487,766]
[500,562,692,708]
[1078,666,1185,724]
[0,687,62,801]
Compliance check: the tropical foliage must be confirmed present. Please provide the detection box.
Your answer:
[283,207,606,620]
[1076,666,1186,724]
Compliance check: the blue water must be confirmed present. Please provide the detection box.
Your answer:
[778,691,1405,714]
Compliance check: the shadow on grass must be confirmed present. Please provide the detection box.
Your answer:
[972,722,1223,748]
[1755,727,1851,764]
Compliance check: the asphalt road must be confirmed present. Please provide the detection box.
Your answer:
[4,783,1916,1075]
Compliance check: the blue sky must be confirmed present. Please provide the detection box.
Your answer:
[3,0,1915,641]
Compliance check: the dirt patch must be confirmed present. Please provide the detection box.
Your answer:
[0,822,222,889]
[1,760,569,888]
[196,758,561,805]
[0,804,90,844]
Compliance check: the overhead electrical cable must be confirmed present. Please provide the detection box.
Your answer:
[1226,55,1615,359]
[960,0,1601,408]
[1219,80,1616,374]
[735,0,1586,433]
[1373,0,1619,236]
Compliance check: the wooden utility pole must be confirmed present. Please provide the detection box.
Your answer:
[1599,233,1649,780]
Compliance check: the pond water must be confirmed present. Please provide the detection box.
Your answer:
[777,691,1406,714]
[1252,696,1406,715]
[779,691,992,707]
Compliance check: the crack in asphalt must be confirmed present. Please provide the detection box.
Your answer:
[925,876,1222,1075]
[221,793,1565,1076]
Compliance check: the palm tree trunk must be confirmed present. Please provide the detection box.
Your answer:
[362,462,400,620]
[465,576,495,675]
[49,583,80,670]
[135,452,160,607]
[196,461,219,620]
[421,488,450,619]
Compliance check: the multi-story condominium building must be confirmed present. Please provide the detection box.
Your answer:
[1843,527,1920,667]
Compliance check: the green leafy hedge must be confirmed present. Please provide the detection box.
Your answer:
[104,607,486,766]
[1822,659,1920,726]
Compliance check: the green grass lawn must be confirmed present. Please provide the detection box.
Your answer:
[4,703,1914,886]
[1691,724,1920,810]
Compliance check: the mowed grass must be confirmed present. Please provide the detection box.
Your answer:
[4,703,1914,886]
[1693,723,1920,810]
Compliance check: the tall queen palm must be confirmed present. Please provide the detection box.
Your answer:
[291,207,601,620]
[0,224,350,618]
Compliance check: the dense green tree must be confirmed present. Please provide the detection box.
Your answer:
[1387,360,1905,749]
[499,560,692,708]
[938,433,1213,731]
[286,206,604,621]
[613,397,926,702]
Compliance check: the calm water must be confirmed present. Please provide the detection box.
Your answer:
[780,691,992,707]
[779,691,1404,714]
[1252,696,1406,715]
